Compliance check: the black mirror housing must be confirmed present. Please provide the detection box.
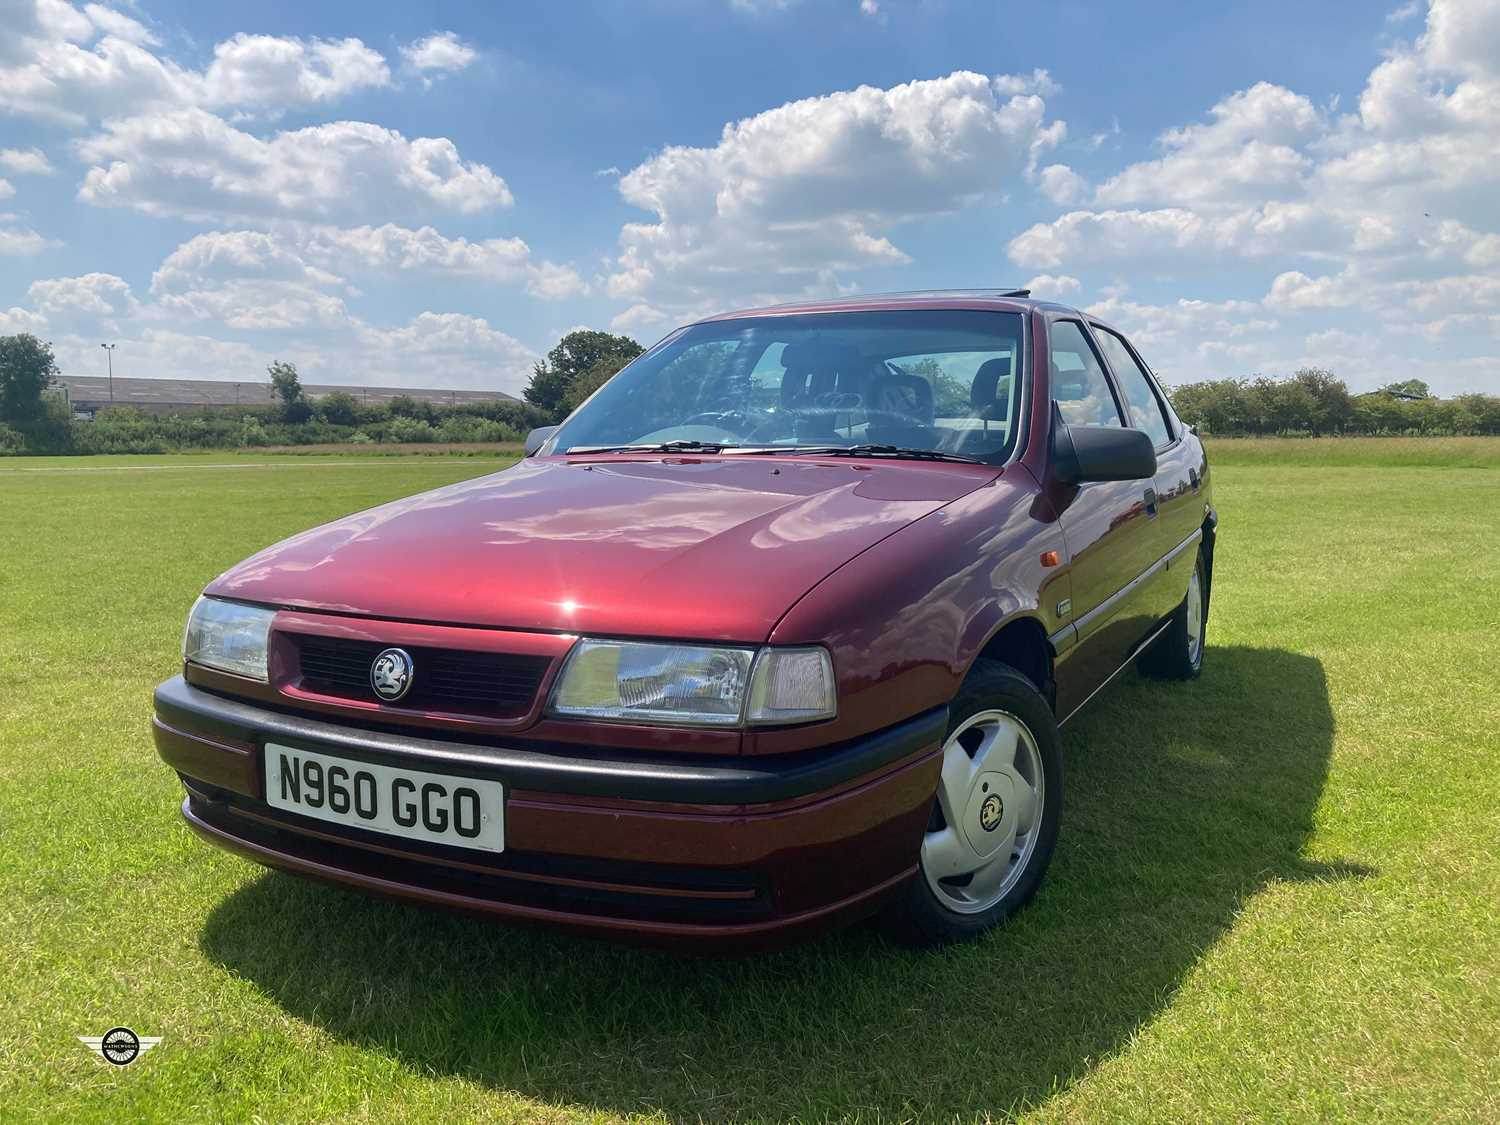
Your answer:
[524,425,557,457]
[1052,423,1157,484]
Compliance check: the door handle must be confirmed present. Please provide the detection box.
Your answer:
[1144,487,1158,517]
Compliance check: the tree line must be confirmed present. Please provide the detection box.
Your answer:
[3,329,1497,454]
[1168,369,1500,437]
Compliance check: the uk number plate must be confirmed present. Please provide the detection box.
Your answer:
[263,744,505,853]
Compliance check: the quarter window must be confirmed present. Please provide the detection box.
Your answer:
[1095,328,1173,448]
[1048,320,1122,428]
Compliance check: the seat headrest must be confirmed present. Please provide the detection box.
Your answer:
[781,344,864,409]
[1050,359,1089,399]
[971,356,1013,412]
[868,369,934,421]
[780,341,860,372]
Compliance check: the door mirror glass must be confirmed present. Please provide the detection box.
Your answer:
[1052,421,1157,484]
[524,426,557,456]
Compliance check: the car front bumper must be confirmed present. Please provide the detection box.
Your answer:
[153,675,945,951]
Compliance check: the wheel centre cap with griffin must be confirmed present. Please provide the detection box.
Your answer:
[980,793,1004,831]
[963,772,1015,856]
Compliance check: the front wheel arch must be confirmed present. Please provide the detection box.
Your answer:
[972,614,1056,714]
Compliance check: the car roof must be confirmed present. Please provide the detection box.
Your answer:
[693,289,1083,324]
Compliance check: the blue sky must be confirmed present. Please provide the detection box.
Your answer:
[1,0,1496,395]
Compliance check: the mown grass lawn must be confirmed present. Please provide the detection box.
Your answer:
[2,441,1497,1123]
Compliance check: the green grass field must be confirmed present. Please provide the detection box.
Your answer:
[2,441,1497,1122]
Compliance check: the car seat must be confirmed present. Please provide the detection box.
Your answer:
[970,357,1012,436]
[865,367,935,447]
[780,342,863,442]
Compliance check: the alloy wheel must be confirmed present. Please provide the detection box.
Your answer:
[1186,559,1205,667]
[920,709,1045,914]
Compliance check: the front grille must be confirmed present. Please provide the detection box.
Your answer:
[293,634,549,716]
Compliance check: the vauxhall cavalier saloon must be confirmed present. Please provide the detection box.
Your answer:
[154,290,1215,949]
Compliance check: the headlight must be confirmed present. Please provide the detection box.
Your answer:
[183,596,275,681]
[548,640,836,727]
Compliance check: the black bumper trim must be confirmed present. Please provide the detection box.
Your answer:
[184,793,775,922]
[154,676,947,806]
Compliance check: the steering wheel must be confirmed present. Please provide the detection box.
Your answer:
[682,410,752,432]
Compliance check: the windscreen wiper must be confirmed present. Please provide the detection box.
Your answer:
[564,440,741,455]
[736,444,985,464]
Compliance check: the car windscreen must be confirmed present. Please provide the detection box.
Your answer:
[546,310,1026,460]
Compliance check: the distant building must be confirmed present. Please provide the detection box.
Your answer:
[55,375,521,418]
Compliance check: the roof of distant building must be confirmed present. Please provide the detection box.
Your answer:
[54,375,520,409]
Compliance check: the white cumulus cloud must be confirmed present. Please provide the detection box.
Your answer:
[400,32,478,82]
[197,33,389,112]
[75,109,513,222]
[299,223,585,298]
[0,6,394,125]
[0,147,55,174]
[1093,83,1323,209]
[1037,163,1087,205]
[0,215,58,255]
[607,69,1066,318]
[1021,273,1081,297]
[28,271,137,319]
[0,305,49,332]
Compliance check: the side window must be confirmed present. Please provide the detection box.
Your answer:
[1048,320,1123,428]
[1094,328,1173,448]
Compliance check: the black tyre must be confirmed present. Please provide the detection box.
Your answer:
[1139,546,1208,681]
[883,660,1063,947]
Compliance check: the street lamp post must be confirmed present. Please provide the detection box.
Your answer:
[100,343,116,403]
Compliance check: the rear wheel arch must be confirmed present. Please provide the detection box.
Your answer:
[1200,508,1218,610]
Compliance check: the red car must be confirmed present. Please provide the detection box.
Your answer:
[154,290,1215,950]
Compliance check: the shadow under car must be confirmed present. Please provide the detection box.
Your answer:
[199,645,1362,1120]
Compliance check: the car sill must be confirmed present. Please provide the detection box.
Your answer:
[1057,617,1173,727]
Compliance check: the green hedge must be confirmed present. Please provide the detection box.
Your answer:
[4,398,547,456]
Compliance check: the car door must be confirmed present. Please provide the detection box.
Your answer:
[1046,318,1163,718]
[1091,322,1200,622]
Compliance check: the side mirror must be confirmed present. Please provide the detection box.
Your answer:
[523,425,557,457]
[1053,423,1156,484]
